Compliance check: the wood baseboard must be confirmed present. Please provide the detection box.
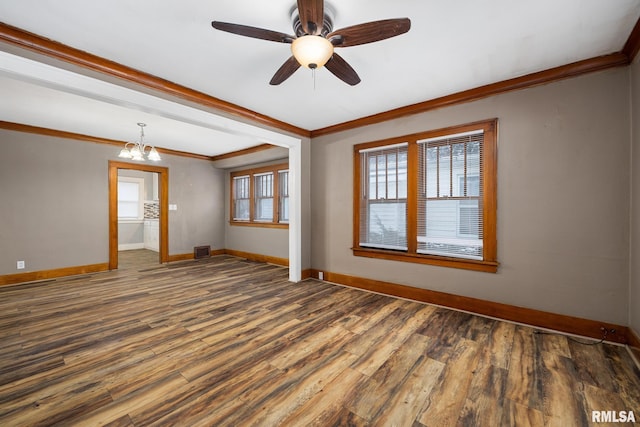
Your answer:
[224,249,289,267]
[628,327,640,354]
[310,269,630,345]
[169,249,312,280]
[166,253,195,262]
[166,248,226,263]
[0,263,109,286]
[0,249,301,286]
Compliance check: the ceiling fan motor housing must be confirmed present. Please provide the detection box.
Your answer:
[292,11,334,37]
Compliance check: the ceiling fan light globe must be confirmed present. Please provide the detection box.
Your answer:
[291,35,334,69]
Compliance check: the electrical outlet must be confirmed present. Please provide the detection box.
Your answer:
[318,271,324,280]
[17,260,25,270]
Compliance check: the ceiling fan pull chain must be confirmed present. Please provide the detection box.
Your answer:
[313,67,316,90]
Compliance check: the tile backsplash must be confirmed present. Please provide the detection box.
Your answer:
[144,201,160,219]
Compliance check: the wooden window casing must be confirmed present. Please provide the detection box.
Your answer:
[353,119,498,273]
[230,163,289,229]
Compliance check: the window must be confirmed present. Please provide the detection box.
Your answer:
[278,170,289,223]
[230,163,289,228]
[359,143,408,250]
[117,177,144,220]
[254,172,274,221]
[232,175,250,220]
[354,119,498,272]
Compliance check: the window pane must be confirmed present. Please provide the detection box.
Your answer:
[467,141,481,196]
[398,150,408,198]
[387,153,397,199]
[280,197,289,222]
[363,202,407,249]
[368,156,377,199]
[118,180,141,219]
[417,130,485,260]
[254,173,274,221]
[279,170,289,223]
[118,181,139,202]
[452,143,465,197]
[425,147,438,198]
[359,144,408,250]
[234,199,250,220]
[232,176,250,220]
[459,199,480,236]
[439,145,451,197]
[417,199,482,260]
[118,201,139,218]
[255,198,273,221]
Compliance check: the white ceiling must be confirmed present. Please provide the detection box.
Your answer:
[0,0,639,157]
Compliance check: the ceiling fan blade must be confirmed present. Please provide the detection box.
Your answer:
[325,53,361,86]
[297,0,324,35]
[270,56,301,85]
[328,18,411,47]
[212,21,295,43]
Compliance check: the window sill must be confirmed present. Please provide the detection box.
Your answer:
[352,247,498,273]
[229,221,289,229]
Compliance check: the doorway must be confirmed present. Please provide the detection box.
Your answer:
[108,160,169,270]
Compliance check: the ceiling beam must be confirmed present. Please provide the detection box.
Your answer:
[0,22,310,139]
[210,143,276,161]
[623,16,640,61]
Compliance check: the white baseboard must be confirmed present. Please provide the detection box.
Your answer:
[118,243,145,251]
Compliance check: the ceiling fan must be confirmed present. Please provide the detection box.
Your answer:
[211,0,411,86]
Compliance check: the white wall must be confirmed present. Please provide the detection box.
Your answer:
[311,67,631,325]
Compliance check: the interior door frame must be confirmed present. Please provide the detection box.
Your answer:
[109,160,169,270]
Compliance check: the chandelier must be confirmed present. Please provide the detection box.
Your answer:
[118,123,161,161]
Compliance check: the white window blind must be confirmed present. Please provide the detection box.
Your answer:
[278,170,289,223]
[254,172,274,222]
[233,175,250,220]
[117,178,144,220]
[417,130,483,260]
[359,143,408,250]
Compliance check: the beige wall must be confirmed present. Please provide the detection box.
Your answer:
[311,67,631,325]
[0,129,226,274]
[630,56,640,335]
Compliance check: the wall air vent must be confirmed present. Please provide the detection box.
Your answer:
[194,245,211,259]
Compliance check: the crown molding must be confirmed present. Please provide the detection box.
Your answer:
[0,121,214,161]
[311,53,629,137]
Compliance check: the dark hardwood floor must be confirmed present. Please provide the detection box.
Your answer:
[0,254,638,426]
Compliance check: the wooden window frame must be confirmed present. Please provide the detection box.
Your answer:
[230,163,289,229]
[353,119,498,273]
